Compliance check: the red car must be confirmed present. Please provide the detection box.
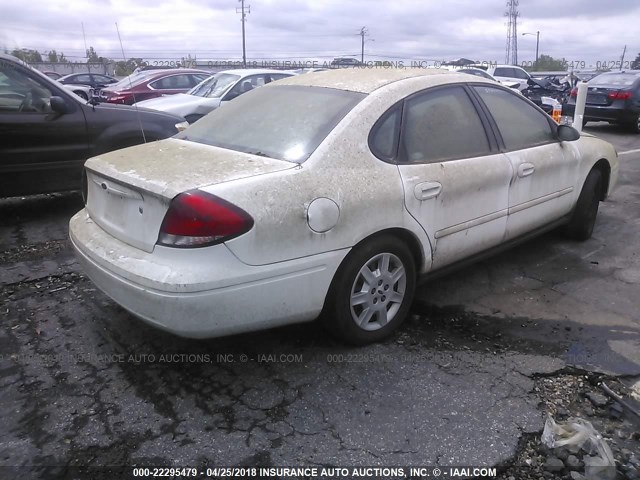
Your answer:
[99,69,210,105]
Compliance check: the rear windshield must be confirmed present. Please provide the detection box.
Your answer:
[589,73,639,87]
[176,85,365,163]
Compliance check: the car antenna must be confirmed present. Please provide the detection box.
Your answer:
[115,22,147,144]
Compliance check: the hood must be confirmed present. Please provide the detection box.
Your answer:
[92,101,184,121]
[84,137,296,199]
[134,94,220,116]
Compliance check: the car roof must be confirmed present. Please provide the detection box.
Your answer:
[144,69,210,80]
[271,68,476,94]
[218,68,294,77]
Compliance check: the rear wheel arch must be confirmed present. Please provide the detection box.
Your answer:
[353,228,425,273]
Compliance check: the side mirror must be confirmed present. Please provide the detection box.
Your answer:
[557,124,580,142]
[50,96,72,114]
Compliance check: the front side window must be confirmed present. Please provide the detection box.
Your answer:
[400,86,490,163]
[474,86,555,151]
[0,64,53,113]
[177,85,365,163]
[72,74,92,84]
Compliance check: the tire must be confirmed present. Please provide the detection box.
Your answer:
[75,91,88,101]
[628,114,640,134]
[564,170,602,241]
[322,235,416,345]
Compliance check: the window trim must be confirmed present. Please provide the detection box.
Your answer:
[469,83,560,153]
[396,84,497,165]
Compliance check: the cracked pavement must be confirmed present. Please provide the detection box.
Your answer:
[0,124,639,474]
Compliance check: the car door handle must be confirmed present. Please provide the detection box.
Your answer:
[517,163,535,178]
[414,181,442,201]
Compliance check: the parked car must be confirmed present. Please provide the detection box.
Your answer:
[135,69,295,124]
[563,70,640,133]
[331,57,362,67]
[42,71,63,80]
[69,69,618,344]
[0,54,188,197]
[454,67,520,90]
[58,72,118,89]
[472,64,531,91]
[62,83,94,101]
[98,69,210,105]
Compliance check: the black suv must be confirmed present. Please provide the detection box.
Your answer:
[0,54,187,197]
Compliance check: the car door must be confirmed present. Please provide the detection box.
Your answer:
[0,64,89,197]
[472,85,578,240]
[392,85,513,270]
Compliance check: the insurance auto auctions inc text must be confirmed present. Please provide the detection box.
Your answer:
[202,466,497,478]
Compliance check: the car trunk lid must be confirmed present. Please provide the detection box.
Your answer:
[586,87,615,106]
[84,138,295,252]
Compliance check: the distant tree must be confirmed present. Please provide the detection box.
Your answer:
[631,52,640,70]
[86,46,100,63]
[11,48,43,63]
[529,54,567,71]
[48,50,59,62]
[114,58,145,76]
[58,52,69,63]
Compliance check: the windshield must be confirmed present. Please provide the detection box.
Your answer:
[108,70,159,90]
[589,73,639,87]
[176,85,365,163]
[189,73,240,98]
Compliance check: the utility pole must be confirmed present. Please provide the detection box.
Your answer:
[360,27,368,64]
[82,22,90,73]
[620,45,627,70]
[236,0,250,68]
[504,0,519,65]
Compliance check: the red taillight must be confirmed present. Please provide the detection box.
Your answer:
[570,88,578,98]
[607,90,632,100]
[157,190,254,248]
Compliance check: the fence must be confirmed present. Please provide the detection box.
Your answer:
[29,62,118,76]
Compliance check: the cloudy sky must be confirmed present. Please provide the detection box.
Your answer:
[2,0,639,68]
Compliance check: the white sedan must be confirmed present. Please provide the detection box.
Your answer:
[70,69,618,344]
[133,69,294,124]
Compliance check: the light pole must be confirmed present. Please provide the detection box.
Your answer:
[522,31,540,70]
[359,27,369,64]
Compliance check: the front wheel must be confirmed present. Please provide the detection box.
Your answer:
[564,170,602,241]
[322,235,416,345]
[75,90,88,101]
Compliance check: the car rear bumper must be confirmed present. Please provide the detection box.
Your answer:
[70,209,348,338]
[563,103,638,123]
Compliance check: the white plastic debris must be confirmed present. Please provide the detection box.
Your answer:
[541,416,616,480]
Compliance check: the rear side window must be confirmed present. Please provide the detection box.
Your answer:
[474,86,555,151]
[400,86,490,164]
[151,74,193,89]
[493,67,513,77]
[369,106,401,160]
[512,68,529,80]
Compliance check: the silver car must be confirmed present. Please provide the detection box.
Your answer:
[134,69,295,123]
